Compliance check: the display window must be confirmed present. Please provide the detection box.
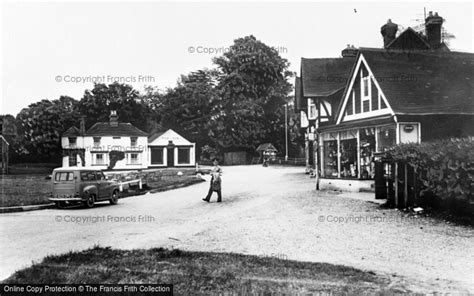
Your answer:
[340,138,358,178]
[323,140,338,177]
[360,128,376,179]
[377,126,396,151]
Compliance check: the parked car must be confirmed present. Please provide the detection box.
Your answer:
[49,167,120,208]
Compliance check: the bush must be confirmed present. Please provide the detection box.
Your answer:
[387,138,473,216]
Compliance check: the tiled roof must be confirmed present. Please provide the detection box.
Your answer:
[62,126,81,137]
[85,122,148,137]
[360,48,474,115]
[256,143,278,152]
[148,131,165,143]
[301,57,356,97]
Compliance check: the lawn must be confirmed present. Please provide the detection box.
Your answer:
[3,246,410,295]
[0,174,51,207]
[1,172,204,208]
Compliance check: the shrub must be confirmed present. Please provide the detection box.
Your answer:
[387,138,473,216]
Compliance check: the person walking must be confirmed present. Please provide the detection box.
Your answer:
[202,158,223,202]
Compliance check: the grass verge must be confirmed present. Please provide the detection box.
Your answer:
[1,174,204,208]
[3,246,411,295]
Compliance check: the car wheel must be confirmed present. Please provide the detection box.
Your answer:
[109,190,119,205]
[84,194,95,208]
[55,202,66,209]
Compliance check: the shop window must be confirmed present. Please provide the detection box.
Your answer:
[360,128,376,180]
[377,126,396,151]
[340,139,358,178]
[323,140,338,177]
[178,148,190,164]
[151,147,164,164]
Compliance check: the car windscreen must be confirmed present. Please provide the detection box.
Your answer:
[54,172,74,182]
[80,171,97,181]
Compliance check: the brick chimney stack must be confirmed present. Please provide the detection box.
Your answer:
[425,11,443,48]
[342,44,358,57]
[109,110,119,127]
[380,19,398,48]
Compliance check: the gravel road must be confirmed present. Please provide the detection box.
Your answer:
[1,165,472,293]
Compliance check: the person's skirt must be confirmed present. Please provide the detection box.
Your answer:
[210,177,221,191]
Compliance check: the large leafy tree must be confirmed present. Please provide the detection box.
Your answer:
[211,35,293,152]
[16,96,80,161]
[77,82,150,132]
[156,69,220,158]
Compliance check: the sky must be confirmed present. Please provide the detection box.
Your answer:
[1,1,473,115]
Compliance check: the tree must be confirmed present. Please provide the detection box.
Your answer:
[77,82,150,132]
[211,35,293,152]
[16,96,80,162]
[155,69,220,158]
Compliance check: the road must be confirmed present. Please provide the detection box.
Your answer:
[1,165,473,293]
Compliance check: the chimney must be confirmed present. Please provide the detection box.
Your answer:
[109,110,118,127]
[380,19,398,48]
[79,116,86,135]
[342,44,358,57]
[425,11,443,48]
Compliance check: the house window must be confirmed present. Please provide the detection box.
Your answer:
[151,147,164,164]
[361,76,370,112]
[69,154,77,166]
[96,153,105,165]
[68,137,76,147]
[130,153,139,164]
[93,137,101,147]
[178,148,190,164]
[308,99,317,120]
[113,136,121,139]
[131,137,137,147]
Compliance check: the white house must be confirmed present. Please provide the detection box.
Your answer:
[61,111,196,169]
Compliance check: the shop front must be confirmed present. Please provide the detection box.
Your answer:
[318,124,397,191]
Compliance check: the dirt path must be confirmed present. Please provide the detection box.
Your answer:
[1,166,473,293]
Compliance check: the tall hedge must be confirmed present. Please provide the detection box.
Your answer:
[387,138,473,215]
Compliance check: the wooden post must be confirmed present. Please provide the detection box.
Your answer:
[394,162,399,208]
[404,163,408,208]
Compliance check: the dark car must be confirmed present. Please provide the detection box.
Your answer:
[49,167,120,208]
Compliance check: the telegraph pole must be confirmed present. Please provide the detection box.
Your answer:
[285,103,288,161]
